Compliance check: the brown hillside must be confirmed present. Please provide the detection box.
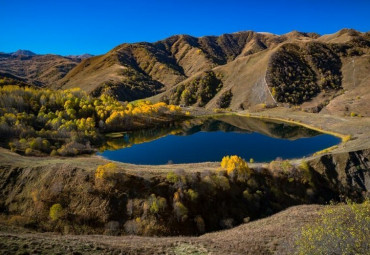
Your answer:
[0,53,80,87]
[153,30,370,116]
[58,31,286,102]
[1,29,369,115]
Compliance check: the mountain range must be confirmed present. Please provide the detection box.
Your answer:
[0,28,369,116]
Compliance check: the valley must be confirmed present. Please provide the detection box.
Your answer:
[0,28,369,254]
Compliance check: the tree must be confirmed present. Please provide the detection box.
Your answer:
[95,162,118,180]
[220,155,251,181]
[216,89,233,108]
[180,89,191,106]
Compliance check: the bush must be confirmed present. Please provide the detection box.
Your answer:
[95,162,118,180]
[166,171,179,183]
[25,148,32,155]
[195,215,205,233]
[49,203,63,221]
[50,149,57,156]
[295,200,370,255]
[185,189,198,201]
[269,159,294,174]
[148,194,167,214]
[216,89,233,108]
[174,201,188,222]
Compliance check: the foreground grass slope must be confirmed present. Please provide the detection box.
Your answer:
[1,202,368,255]
[0,204,323,255]
[0,142,368,237]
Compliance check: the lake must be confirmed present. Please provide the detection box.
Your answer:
[98,115,341,165]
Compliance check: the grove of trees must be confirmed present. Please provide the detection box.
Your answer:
[0,85,184,156]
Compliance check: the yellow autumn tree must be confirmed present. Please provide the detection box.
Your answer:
[295,200,370,255]
[95,162,118,179]
[220,155,251,181]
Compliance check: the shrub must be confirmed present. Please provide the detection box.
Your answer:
[269,159,294,173]
[211,175,230,190]
[25,148,32,155]
[148,194,167,214]
[166,171,179,183]
[49,203,63,221]
[216,89,233,108]
[195,215,205,233]
[185,189,198,201]
[243,189,253,201]
[95,162,118,179]
[174,201,188,222]
[295,200,370,255]
[50,149,57,156]
[298,160,309,172]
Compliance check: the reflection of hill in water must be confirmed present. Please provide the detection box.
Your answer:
[101,116,320,151]
[211,115,320,140]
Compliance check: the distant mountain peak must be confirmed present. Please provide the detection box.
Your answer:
[66,54,94,59]
[12,50,37,56]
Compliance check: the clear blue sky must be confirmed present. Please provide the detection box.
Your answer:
[0,0,369,56]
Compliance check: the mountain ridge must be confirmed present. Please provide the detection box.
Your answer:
[0,29,369,116]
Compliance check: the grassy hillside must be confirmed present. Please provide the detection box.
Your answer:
[0,145,368,236]
[0,204,323,254]
[0,53,80,87]
[152,29,370,115]
[1,29,369,116]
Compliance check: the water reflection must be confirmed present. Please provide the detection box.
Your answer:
[100,116,321,152]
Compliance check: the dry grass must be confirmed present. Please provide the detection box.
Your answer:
[0,204,324,255]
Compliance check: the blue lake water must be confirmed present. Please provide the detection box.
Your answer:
[98,116,341,165]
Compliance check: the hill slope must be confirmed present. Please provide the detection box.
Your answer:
[1,29,369,115]
[0,52,84,87]
[57,29,369,116]
[0,204,323,254]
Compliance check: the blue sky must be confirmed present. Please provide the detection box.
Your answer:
[0,0,369,55]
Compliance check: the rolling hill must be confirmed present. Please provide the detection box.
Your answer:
[0,51,90,87]
[1,29,369,116]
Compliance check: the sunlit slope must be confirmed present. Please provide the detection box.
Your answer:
[2,29,369,115]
